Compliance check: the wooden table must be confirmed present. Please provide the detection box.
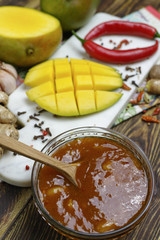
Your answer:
[0,1,160,240]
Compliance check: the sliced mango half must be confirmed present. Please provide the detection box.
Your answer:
[25,58,123,116]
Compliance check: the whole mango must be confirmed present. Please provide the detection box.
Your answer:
[40,0,100,31]
[24,58,123,117]
[0,6,62,67]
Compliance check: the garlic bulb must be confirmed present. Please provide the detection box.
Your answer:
[0,61,18,95]
[0,61,18,79]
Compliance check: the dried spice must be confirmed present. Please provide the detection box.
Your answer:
[122,82,131,90]
[25,165,30,170]
[132,81,139,87]
[124,74,137,81]
[29,115,39,121]
[141,115,160,123]
[137,91,144,102]
[17,111,26,116]
[130,100,138,105]
[125,66,135,72]
[34,123,41,129]
[115,39,130,50]
[45,127,52,136]
[152,106,160,115]
[33,135,44,140]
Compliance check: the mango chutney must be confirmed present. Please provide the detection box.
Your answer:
[38,137,148,233]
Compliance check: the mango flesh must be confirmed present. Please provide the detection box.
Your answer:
[0,6,62,67]
[24,58,123,116]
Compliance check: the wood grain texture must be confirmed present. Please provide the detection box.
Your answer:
[0,0,159,239]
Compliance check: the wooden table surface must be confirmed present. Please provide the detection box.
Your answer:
[0,1,160,240]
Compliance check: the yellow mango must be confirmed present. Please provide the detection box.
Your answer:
[87,60,116,71]
[24,62,54,87]
[26,81,54,101]
[28,59,54,72]
[25,58,123,116]
[0,6,62,67]
[96,91,122,111]
[91,66,121,77]
[35,94,57,114]
[74,75,93,90]
[54,58,69,64]
[55,63,72,79]
[71,64,90,77]
[56,76,74,93]
[70,58,88,65]
[47,186,65,195]
[93,75,123,90]
[76,90,96,115]
[56,91,79,116]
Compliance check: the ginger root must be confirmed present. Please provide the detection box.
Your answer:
[0,91,19,158]
[0,123,19,158]
[0,105,17,124]
[0,91,8,106]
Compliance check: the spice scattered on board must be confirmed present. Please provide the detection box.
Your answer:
[141,115,160,123]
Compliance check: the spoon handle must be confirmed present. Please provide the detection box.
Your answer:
[0,135,78,186]
[0,134,69,169]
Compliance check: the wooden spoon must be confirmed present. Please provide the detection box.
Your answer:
[0,135,79,186]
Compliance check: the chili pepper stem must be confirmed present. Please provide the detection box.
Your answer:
[72,30,86,45]
[155,32,160,38]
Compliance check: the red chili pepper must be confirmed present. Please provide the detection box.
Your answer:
[137,91,144,102]
[84,20,160,40]
[141,115,160,123]
[152,106,160,115]
[122,82,131,90]
[72,31,159,64]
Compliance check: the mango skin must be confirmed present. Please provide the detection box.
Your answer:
[0,7,62,67]
[40,0,100,31]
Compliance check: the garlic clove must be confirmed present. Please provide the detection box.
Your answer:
[0,69,17,95]
[0,61,18,79]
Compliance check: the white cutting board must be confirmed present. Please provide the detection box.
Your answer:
[0,12,160,187]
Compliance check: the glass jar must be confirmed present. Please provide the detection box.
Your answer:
[32,126,154,239]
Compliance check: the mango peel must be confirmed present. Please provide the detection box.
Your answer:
[0,6,62,67]
[24,58,123,116]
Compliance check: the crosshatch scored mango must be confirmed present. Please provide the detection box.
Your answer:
[24,58,123,116]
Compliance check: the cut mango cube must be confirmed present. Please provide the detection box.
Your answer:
[35,94,57,114]
[55,63,71,79]
[26,81,55,101]
[96,91,122,111]
[87,60,116,70]
[56,91,79,116]
[55,76,74,93]
[72,64,90,76]
[91,66,120,77]
[24,63,54,87]
[74,75,93,90]
[54,58,69,65]
[28,59,54,72]
[24,58,123,117]
[93,75,123,90]
[70,58,88,65]
[76,90,96,115]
